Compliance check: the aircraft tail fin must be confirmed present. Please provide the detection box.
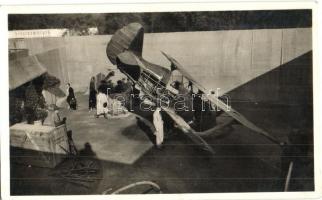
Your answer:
[106,23,144,65]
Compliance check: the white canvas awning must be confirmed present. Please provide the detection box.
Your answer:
[9,56,47,91]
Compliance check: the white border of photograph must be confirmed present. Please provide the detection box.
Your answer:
[0,1,321,200]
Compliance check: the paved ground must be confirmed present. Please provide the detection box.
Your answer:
[60,94,153,165]
[10,93,314,195]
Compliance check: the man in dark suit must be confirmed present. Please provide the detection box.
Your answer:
[66,83,77,110]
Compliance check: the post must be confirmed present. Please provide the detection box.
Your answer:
[284,161,294,191]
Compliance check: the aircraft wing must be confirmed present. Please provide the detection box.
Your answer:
[162,107,215,154]
[161,52,282,145]
[161,51,206,91]
[133,55,215,153]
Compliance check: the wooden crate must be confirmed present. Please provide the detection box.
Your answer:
[10,123,69,168]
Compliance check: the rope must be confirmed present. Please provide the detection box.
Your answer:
[102,181,161,194]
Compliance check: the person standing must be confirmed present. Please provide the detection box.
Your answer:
[43,104,66,127]
[98,80,110,95]
[153,107,164,148]
[24,78,47,124]
[24,83,40,123]
[89,76,97,111]
[96,89,109,118]
[66,83,77,110]
[114,80,125,93]
[193,90,203,131]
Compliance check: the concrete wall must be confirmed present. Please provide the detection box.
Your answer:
[9,28,312,104]
[142,28,311,96]
[9,35,114,92]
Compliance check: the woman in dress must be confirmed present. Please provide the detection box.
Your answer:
[96,87,109,118]
[89,77,97,111]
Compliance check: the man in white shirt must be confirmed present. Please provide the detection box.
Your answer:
[153,107,164,148]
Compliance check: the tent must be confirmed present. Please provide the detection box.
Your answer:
[9,55,65,98]
[9,56,47,91]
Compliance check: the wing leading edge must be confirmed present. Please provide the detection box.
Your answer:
[161,51,282,145]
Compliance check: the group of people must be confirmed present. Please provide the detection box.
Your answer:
[65,75,165,148]
[88,75,131,118]
[64,74,132,117]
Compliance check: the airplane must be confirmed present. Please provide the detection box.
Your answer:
[106,23,284,154]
